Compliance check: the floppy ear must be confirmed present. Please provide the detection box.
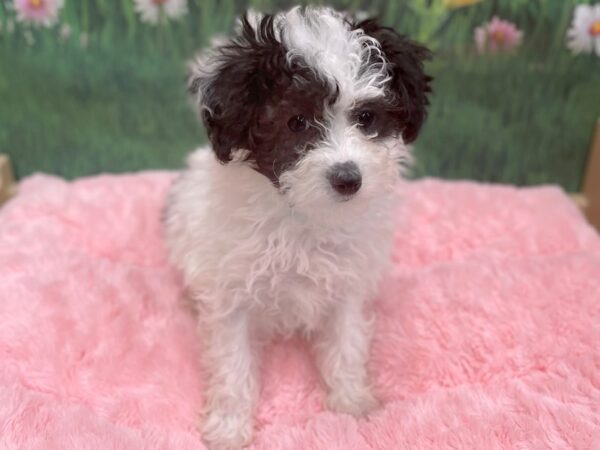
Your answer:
[187,12,287,163]
[356,19,432,143]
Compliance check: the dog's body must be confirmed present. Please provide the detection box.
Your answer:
[165,7,430,448]
[168,149,396,337]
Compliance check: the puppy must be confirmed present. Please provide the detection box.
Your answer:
[165,6,431,449]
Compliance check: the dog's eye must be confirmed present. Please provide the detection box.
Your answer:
[357,110,375,128]
[288,114,308,132]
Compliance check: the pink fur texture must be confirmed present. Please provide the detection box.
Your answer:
[1,172,599,449]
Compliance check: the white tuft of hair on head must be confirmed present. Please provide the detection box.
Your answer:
[281,7,390,107]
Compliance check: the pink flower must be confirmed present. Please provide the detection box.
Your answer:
[474,16,523,54]
[14,0,64,27]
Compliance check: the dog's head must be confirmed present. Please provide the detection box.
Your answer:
[188,7,431,217]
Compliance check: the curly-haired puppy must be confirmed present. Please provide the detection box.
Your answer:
[165,6,431,448]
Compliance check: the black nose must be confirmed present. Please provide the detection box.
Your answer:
[328,161,362,196]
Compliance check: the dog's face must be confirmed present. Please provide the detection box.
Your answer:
[189,7,431,219]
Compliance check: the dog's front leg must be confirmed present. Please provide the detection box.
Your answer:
[201,309,257,449]
[313,299,379,417]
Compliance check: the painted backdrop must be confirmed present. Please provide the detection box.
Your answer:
[1,0,599,191]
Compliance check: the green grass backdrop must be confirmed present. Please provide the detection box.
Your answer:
[0,0,599,191]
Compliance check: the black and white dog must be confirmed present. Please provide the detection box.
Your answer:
[165,6,431,448]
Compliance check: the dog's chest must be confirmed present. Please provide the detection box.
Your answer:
[246,233,371,334]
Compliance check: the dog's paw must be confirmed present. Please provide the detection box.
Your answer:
[327,385,380,418]
[201,408,253,450]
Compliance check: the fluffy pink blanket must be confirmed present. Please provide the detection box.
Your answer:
[1,173,599,449]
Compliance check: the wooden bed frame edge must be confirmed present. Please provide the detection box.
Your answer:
[581,119,600,231]
[0,154,17,207]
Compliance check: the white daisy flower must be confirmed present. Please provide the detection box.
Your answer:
[133,0,188,25]
[566,4,600,57]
